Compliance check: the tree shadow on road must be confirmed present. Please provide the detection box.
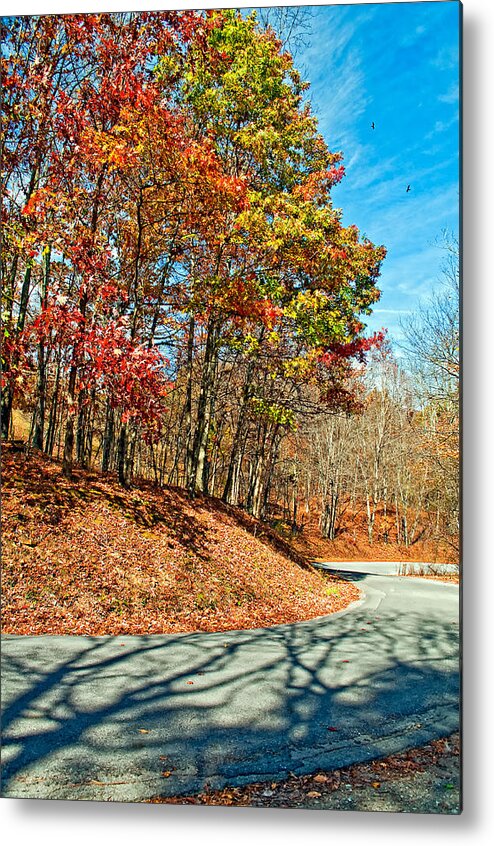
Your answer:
[1,603,459,801]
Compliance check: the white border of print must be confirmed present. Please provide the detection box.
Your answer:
[1,1,492,843]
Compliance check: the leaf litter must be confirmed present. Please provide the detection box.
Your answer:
[2,450,359,636]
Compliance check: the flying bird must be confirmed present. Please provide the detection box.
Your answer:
[406,184,411,192]
[371,122,375,129]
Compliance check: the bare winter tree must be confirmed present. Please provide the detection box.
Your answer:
[399,233,460,404]
[255,4,313,57]
[399,232,460,551]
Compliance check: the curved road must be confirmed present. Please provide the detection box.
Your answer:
[1,563,459,802]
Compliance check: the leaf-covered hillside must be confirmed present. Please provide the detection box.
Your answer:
[1,449,359,636]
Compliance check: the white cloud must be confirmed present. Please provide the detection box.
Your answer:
[425,114,459,140]
[431,45,458,72]
[400,23,427,48]
[438,83,459,105]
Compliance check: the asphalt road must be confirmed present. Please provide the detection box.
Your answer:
[1,563,460,802]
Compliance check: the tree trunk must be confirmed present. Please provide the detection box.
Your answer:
[102,400,115,472]
[321,481,339,540]
[33,246,51,450]
[62,364,77,477]
[189,318,218,496]
[223,362,254,504]
[45,357,61,456]
[76,390,88,465]
[32,341,47,450]
[1,388,13,440]
[1,260,33,439]
[117,423,129,487]
[126,424,137,483]
[61,169,105,476]
[184,315,195,486]
[261,425,281,520]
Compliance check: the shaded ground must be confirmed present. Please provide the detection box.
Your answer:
[149,732,460,814]
[1,448,358,635]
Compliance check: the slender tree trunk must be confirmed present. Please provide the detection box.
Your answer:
[33,342,47,450]
[366,493,375,544]
[56,396,65,459]
[75,388,95,468]
[1,260,33,439]
[382,482,388,543]
[33,246,51,450]
[102,400,115,472]
[62,365,77,477]
[45,356,61,456]
[150,443,159,485]
[247,420,274,520]
[61,169,105,477]
[223,362,254,504]
[321,480,339,540]
[184,315,195,486]
[114,181,146,487]
[402,513,409,547]
[229,440,246,506]
[246,418,264,515]
[261,425,281,520]
[126,424,137,483]
[76,390,87,465]
[395,492,401,544]
[84,387,96,467]
[202,360,218,493]
[117,423,128,487]
[1,387,13,440]
[189,318,218,496]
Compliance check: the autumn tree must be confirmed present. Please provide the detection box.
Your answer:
[2,9,386,513]
[1,12,191,475]
[161,10,386,501]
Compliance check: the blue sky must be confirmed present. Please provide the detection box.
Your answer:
[275,1,461,345]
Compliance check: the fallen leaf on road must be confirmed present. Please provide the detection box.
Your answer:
[307,791,321,798]
[88,780,128,786]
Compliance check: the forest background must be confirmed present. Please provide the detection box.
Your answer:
[1,4,460,563]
